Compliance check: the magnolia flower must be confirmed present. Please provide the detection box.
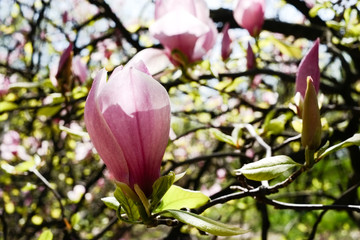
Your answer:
[84,60,171,196]
[233,0,265,37]
[221,23,232,60]
[149,0,217,65]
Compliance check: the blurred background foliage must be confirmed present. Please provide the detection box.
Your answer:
[0,0,360,239]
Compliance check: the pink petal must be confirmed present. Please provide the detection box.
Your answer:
[296,38,320,97]
[84,69,130,185]
[72,56,88,83]
[127,48,171,75]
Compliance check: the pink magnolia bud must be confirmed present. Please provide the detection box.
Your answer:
[233,0,265,37]
[56,43,73,92]
[301,77,321,150]
[149,0,217,65]
[84,60,171,196]
[221,23,232,60]
[296,38,320,98]
[246,42,256,70]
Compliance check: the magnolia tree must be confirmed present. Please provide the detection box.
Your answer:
[1,0,360,239]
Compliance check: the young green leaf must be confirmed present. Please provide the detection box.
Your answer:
[210,128,237,147]
[14,159,36,174]
[236,155,302,181]
[154,185,209,213]
[0,102,18,114]
[38,230,53,240]
[162,209,247,236]
[150,172,176,211]
[317,133,360,161]
[101,197,120,210]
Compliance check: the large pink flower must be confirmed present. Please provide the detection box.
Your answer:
[233,0,265,37]
[84,60,171,196]
[149,0,217,65]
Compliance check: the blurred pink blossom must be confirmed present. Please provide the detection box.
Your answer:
[233,0,265,37]
[0,74,10,97]
[1,130,30,161]
[72,56,88,83]
[150,0,217,65]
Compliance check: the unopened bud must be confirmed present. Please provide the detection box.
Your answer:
[301,77,321,150]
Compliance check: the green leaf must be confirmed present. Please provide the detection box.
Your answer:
[38,230,53,240]
[154,185,209,213]
[37,105,62,117]
[101,197,120,210]
[264,36,302,59]
[71,212,80,226]
[150,172,176,211]
[0,102,18,113]
[14,159,36,174]
[10,81,41,89]
[309,4,324,18]
[174,172,186,182]
[210,128,236,147]
[326,21,344,31]
[114,187,141,222]
[236,155,302,181]
[317,133,360,161]
[162,209,247,236]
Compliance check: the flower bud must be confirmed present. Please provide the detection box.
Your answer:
[301,77,321,150]
[84,60,171,196]
[233,0,265,37]
[246,42,256,70]
[221,23,232,60]
[296,39,320,98]
[56,43,73,93]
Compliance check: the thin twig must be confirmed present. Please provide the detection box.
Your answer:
[260,197,360,212]
[30,168,70,229]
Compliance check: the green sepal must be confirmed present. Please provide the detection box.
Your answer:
[236,155,302,181]
[114,186,141,222]
[154,185,209,213]
[160,209,248,236]
[150,172,177,211]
